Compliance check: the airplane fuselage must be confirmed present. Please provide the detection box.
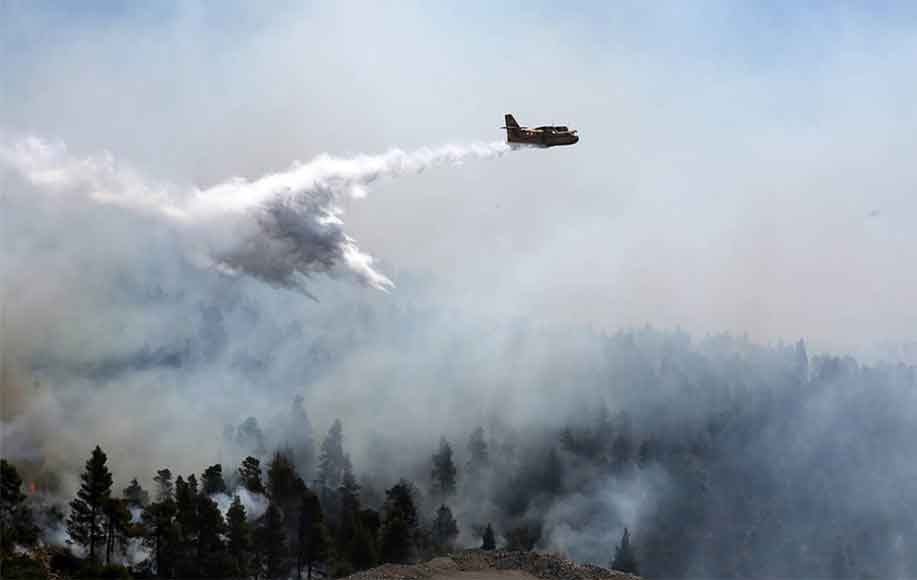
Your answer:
[503,114,579,147]
[507,128,579,147]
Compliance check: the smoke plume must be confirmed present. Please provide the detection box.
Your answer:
[1,136,511,294]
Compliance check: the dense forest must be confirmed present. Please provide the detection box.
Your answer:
[4,327,917,579]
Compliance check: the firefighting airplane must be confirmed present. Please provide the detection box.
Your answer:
[502,113,579,147]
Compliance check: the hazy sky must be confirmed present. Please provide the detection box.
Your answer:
[3,0,917,357]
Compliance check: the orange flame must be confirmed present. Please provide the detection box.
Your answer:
[28,481,37,494]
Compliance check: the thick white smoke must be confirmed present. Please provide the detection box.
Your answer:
[212,489,269,521]
[0,136,511,294]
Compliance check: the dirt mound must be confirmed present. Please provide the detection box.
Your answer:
[343,550,640,580]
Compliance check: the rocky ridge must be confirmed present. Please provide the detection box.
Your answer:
[343,550,640,580]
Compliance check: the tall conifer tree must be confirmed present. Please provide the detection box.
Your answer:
[227,495,251,577]
[1,459,38,554]
[611,527,639,575]
[240,456,265,495]
[296,490,328,580]
[431,437,457,500]
[256,502,289,579]
[67,446,113,562]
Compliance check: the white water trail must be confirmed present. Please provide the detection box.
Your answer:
[0,136,512,293]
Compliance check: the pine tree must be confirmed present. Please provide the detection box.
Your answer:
[431,437,457,501]
[67,445,113,562]
[266,450,305,550]
[1,459,38,555]
[380,480,418,564]
[335,464,361,570]
[287,395,316,478]
[386,481,418,529]
[380,514,411,564]
[123,477,150,510]
[296,489,328,580]
[0,459,26,519]
[153,468,174,502]
[102,497,131,565]
[267,452,300,504]
[338,463,361,524]
[481,523,496,551]
[611,527,639,575]
[236,416,268,457]
[316,419,346,493]
[256,502,289,579]
[316,420,348,534]
[174,476,197,536]
[431,505,459,553]
[227,495,252,578]
[201,464,227,495]
[141,493,177,577]
[349,523,378,572]
[240,456,265,495]
[346,505,382,568]
[334,464,378,573]
[466,427,489,482]
[173,475,201,575]
[196,492,228,576]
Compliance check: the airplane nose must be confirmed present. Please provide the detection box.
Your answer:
[573,135,579,143]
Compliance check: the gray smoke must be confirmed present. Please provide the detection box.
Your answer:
[0,133,513,495]
[3,131,917,578]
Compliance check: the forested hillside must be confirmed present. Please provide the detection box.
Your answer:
[5,328,916,579]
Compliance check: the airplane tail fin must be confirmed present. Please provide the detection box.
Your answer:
[504,114,520,129]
